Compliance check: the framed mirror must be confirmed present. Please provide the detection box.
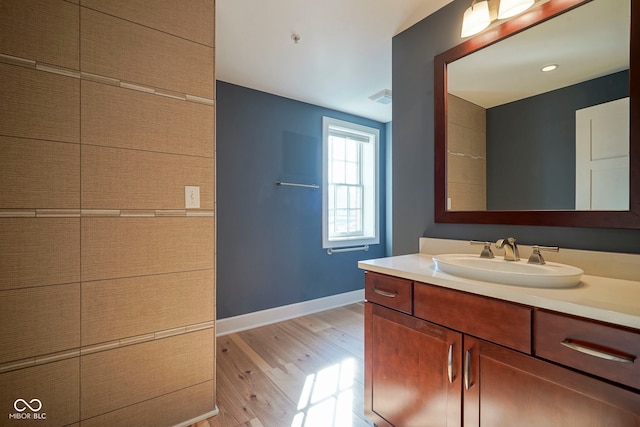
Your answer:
[434,0,639,228]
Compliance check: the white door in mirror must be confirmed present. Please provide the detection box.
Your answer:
[576,97,629,210]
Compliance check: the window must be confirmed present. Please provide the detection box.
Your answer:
[322,117,379,249]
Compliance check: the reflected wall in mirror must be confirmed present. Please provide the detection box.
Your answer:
[434,0,640,228]
[448,0,629,211]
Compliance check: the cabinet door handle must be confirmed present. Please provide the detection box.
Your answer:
[464,350,472,390]
[561,339,636,364]
[447,344,454,383]
[373,288,397,298]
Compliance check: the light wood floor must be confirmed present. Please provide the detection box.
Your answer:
[190,303,373,427]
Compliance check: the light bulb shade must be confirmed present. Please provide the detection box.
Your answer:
[498,0,535,19]
[461,1,491,38]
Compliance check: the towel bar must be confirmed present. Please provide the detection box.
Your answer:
[275,181,319,189]
[327,245,369,255]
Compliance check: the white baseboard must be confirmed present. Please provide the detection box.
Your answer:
[216,289,364,336]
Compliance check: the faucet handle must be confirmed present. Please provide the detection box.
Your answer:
[470,241,495,259]
[528,245,560,265]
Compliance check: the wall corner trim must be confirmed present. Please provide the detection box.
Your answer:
[216,290,364,336]
[172,406,219,427]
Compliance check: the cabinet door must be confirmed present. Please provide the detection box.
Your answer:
[463,336,640,427]
[365,302,462,427]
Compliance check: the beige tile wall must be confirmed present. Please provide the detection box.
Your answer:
[0,1,215,425]
[81,146,214,210]
[80,8,214,99]
[0,284,80,364]
[0,136,80,208]
[0,63,80,143]
[80,381,215,427]
[81,0,215,47]
[81,270,214,346]
[0,358,80,427]
[0,218,80,290]
[81,81,214,158]
[80,330,214,419]
[0,0,79,69]
[447,94,487,210]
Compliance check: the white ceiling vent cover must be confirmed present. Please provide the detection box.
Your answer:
[369,89,392,104]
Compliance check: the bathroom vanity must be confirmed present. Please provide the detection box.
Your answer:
[360,239,640,426]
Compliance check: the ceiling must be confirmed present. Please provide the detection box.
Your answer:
[215,0,454,123]
[448,0,629,109]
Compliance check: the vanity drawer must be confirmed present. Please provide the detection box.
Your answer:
[414,282,532,353]
[535,310,640,390]
[365,272,412,314]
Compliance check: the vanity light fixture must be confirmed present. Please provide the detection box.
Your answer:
[462,0,536,38]
[461,0,491,38]
[498,0,535,19]
[541,64,558,72]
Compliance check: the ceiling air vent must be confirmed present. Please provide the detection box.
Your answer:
[369,89,392,104]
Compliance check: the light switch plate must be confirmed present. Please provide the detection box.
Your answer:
[185,186,200,209]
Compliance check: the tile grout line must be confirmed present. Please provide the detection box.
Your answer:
[0,321,215,374]
[0,209,214,219]
[0,53,214,106]
[78,9,83,422]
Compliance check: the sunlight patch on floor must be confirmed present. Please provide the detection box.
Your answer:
[291,358,356,427]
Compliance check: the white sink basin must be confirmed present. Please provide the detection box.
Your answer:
[432,254,583,288]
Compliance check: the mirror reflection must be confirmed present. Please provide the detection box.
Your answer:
[446,0,630,212]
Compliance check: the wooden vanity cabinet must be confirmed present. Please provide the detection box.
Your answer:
[413,282,532,353]
[364,271,640,427]
[534,309,640,390]
[365,272,462,426]
[364,271,413,314]
[365,303,462,427]
[463,336,640,426]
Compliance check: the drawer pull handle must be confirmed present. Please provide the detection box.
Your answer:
[373,288,397,298]
[561,339,636,364]
[464,350,472,390]
[447,344,454,383]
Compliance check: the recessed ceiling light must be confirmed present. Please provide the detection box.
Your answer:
[541,64,558,72]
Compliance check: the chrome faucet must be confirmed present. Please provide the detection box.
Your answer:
[496,237,520,261]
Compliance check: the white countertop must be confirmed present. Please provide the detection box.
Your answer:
[359,253,640,330]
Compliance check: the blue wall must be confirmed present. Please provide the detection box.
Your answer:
[216,81,387,319]
[487,70,628,210]
[391,0,640,255]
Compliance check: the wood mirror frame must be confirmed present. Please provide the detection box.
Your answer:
[434,0,639,228]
